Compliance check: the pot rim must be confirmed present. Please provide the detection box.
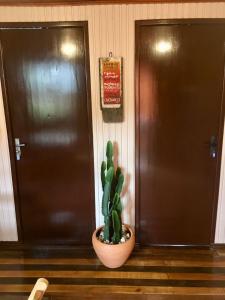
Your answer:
[92,224,135,248]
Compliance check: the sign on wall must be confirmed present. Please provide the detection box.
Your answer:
[99,56,123,110]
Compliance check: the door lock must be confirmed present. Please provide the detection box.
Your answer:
[15,138,26,161]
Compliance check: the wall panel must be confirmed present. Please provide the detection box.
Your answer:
[0,2,224,242]
[0,82,17,241]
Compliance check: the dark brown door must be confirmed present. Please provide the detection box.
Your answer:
[0,23,95,245]
[136,20,225,246]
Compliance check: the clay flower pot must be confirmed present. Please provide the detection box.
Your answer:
[92,224,135,268]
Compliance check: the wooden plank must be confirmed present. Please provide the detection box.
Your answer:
[44,285,225,295]
[1,277,225,288]
[126,259,225,267]
[0,258,100,265]
[1,270,225,281]
[0,270,168,279]
[1,285,225,295]
[2,258,225,267]
[2,263,225,274]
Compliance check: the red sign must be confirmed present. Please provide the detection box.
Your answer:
[100,57,122,109]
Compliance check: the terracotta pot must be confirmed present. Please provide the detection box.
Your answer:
[92,224,135,268]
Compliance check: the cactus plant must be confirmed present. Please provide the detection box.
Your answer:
[101,141,124,244]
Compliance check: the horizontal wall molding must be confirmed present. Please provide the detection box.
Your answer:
[0,0,224,6]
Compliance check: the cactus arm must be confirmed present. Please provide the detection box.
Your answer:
[110,193,122,237]
[111,193,122,241]
[101,161,106,191]
[104,216,110,241]
[102,166,114,242]
[102,167,114,215]
[109,192,119,215]
[112,210,121,244]
[106,141,113,170]
[116,197,122,215]
[115,173,124,195]
[105,166,114,183]
[102,181,110,217]
[101,167,114,217]
[111,193,122,213]
[107,159,114,171]
[106,141,113,159]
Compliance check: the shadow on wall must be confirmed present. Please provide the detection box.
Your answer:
[113,141,133,225]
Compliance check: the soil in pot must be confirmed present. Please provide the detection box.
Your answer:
[97,225,131,244]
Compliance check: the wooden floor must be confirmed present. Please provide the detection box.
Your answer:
[0,246,225,299]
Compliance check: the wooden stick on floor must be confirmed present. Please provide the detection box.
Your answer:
[28,278,49,300]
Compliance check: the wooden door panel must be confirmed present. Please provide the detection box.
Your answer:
[136,21,225,246]
[0,23,94,245]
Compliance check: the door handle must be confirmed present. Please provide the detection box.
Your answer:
[15,138,26,161]
[209,135,217,159]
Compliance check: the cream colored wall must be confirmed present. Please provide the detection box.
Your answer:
[0,82,18,241]
[0,2,225,242]
[215,128,225,243]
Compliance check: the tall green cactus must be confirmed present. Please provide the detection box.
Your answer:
[101,141,124,244]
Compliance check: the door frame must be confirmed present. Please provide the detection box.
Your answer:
[135,18,225,246]
[0,21,95,245]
